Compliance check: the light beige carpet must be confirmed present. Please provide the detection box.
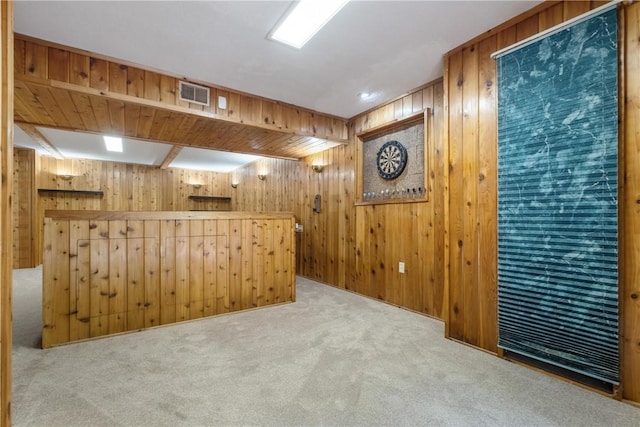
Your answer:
[12,267,640,426]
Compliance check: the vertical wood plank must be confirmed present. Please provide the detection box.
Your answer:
[202,219,217,317]
[12,148,34,268]
[539,2,564,31]
[126,66,144,98]
[160,219,176,324]
[69,220,90,341]
[432,81,446,319]
[159,75,176,105]
[47,48,69,82]
[287,217,296,301]
[189,220,204,319]
[126,220,145,331]
[174,220,190,321]
[241,220,254,309]
[252,219,264,307]
[264,219,275,305]
[412,204,426,313]
[273,219,285,303]
[461,43,480,347]
[108,62,127,94]
[69,52,90,87]
[24,41,47,79]
[143,70,161,101]
[229,219,242,311]
[14,37,24,76]
[108,221,127,333]
[448,49,465,341]
[144,220,160,328]
[89,57,109,91]
[515,14,539,40]
[564,0,591,19]
[477,35,498,352]
[43,219,71,348]
[216,221,230,313]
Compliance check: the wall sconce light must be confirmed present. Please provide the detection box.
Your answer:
[231,182,238,189]
[312,164,323,173]
[192,183,202,189]
[58,174,73,181]
[257,174,267,181]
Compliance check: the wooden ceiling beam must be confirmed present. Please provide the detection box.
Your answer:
[16,75,349,144]
[13,75,345,160]
[15,122,64,159]
[159,145,182,169]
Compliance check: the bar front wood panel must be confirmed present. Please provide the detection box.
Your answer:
[443,0,640,403]
[233,79,446,320]
[42,211,296,348]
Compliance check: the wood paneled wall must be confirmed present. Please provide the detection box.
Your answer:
[350,84,445,316]
[0,1,12,424]
[12,148,231,267]
[233,79,446,319]
[36,154,230,211]
[443,0,640,403]
[42,210,295,348]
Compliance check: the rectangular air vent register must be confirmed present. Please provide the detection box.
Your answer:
[179,81,210,106]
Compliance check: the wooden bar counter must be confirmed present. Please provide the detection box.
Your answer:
[42,211,296,348]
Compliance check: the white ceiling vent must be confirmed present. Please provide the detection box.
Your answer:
[179,81,210,106]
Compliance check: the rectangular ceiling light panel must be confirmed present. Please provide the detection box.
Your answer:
[104,136,123,152]
[270,0,349,49]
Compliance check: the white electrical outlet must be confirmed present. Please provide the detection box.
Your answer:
[399,262,405,274]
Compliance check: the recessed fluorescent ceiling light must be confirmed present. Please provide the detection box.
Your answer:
[270,0,349,49]
[103,136,123,152]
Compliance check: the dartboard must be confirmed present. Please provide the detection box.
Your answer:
[376,140,408,180]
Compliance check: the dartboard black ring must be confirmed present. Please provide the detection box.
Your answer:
[376,140,408,180]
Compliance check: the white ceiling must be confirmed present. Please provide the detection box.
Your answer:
[13,0,543,171]
[171,146,263,173]
[14,126,263,172]
[38,127,174,165]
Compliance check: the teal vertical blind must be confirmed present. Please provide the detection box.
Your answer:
[496,8,619,384]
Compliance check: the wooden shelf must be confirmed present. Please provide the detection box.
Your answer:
[38,188,104,196]
[188,195,231,201]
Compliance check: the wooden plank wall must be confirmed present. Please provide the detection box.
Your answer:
[0,0,12,424]
[443,0,640,403]
[42,210,296,348]
[233,79,446,319]
[12,148,231,267]
[13,35,348,143]
[350,85,445,316]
